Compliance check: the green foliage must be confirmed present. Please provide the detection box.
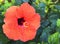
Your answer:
[48,32,59,44]
[0,34,9,44]
[57,19,60,27]
[0,0,60,44]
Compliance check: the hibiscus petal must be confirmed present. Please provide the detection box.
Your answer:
[27,13,41,30]
[19,3,35,18]
[18,23,36,42]
[4,6,19,24]
[5,6,18,18]
[2,24,19,40]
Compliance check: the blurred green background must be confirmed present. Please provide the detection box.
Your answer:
[0,0,60,44]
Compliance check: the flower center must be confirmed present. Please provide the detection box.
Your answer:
[18,18,25,25]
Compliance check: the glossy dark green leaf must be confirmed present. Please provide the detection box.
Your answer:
[55,5,60,10]
[22,0,29,2]
[0,41,2,44]
[7,40,24,44]
[15,0,22,5]
[40,32,48,42]
[37,3,46,18]
[39,2,46,8]
[0,34,9,44]
[41,20,50,28]
[39,26,51,42]
[0,15,4,33]
[34,27,43,42]
[28,41,36,44]
[48,13,58,22]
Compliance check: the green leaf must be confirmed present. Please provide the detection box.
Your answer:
[40,32,48,42]
[48,32,59,44]
[0,41,2,44]
[7,40,24,44]
[22,0,29,2]
[0,15,3,23]
[38,3,46,18]
[41,20,50,28]
[11,0,15,4]
[45,6,48,13]
[28,42,36,44]
[48,14,58,22]
[0,15,4,33]
[3,0,12,11]
[35,0,40,5]
[15,0,22,5]
[55,5,60,10]
[57,19,60,27]
[0,34,9,44]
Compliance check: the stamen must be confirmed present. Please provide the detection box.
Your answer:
[18,18,25,25]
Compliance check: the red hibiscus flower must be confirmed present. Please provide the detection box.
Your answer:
[2,3,41,42]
